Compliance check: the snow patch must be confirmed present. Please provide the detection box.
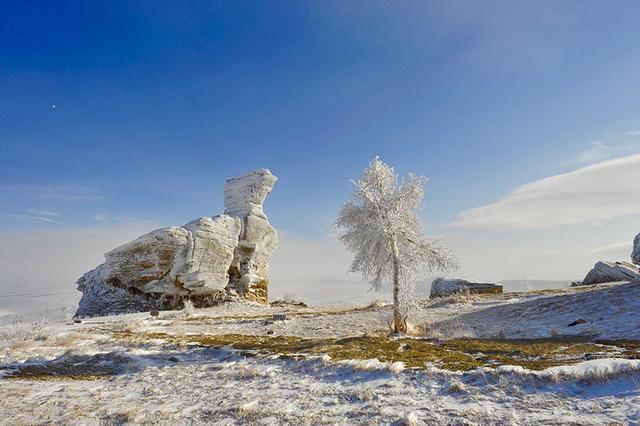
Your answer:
[338,358,406,373]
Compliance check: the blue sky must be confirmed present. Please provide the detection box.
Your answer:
[2,1,640,314]
[2,0,639,232]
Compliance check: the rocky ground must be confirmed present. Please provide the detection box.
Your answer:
[1,282,639,425]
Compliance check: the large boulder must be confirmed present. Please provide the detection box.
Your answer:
[75,169,278,317]
[579,260,640,286]
[103,216,241,295]
[632,233,640,266]
[430,278,503,298]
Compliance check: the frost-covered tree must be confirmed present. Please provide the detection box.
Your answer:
[335,157,458,333]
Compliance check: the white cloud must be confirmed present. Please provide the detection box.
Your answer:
[5,210,66,225]
[24,215,64,224]
[572,141,609,164]
[445,217,638,283]
[451,154,640,231]
[589,242,633,258]
[571,131,640,165]
[27,209,59,217]
[93,213,108,222]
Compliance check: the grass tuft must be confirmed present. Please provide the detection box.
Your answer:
[108,331,640,371]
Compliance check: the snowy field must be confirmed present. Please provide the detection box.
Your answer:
[1,281,639,425]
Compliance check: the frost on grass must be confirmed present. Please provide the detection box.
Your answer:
[402,411,420,426]
[534,359,640,384]
[447,380,466,394]
[423,281,640,340]
[181,299,195,317]
[2,284,639,425]
[0,318,49,346]
[1,326,639,424]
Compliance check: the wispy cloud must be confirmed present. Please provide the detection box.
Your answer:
[93,213,108,222]
[451,154,640,231]
[27,209,59,217]
[589,241,633,257]
[571,131,640,165]
[0,184,108,201]
[5,210,66,224]
[572,141,609,164]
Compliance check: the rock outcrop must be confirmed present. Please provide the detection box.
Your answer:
[430,278,503,298]
[224,170,278,303]
[104,216,241,295]
[579,261,640,286]
[632,233,640,266]
[75,169,278,317]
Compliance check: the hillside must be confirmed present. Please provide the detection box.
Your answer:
[1,282,639,425]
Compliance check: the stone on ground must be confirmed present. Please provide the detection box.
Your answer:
[430,278,503,298]
[579,260,640,286]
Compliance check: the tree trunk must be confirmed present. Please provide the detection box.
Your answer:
[390,235,406,334]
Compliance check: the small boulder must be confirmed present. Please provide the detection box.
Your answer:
[579,261,640,286]
[567,318,587,327]
[430,278,502,298]
[270,299,307,308]
[272,313,287,321]
[150,310,160,318]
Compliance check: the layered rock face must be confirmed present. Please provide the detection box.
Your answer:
[224,169,278,303]
[75,169,277,317]
[104,216,241,295]
[579,261,640,286]
[430,278,503,298]
[574,232,640,287]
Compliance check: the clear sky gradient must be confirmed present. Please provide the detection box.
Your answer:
[1,1,640,314]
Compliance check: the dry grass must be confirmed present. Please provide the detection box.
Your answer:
[180,301,383,323]
[0,319,50,351]
[108,330,639,371]
[100,412,134,426]
[4,352,129,381]
[45,332,82,348]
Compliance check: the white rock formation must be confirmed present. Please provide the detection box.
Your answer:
[430,278,503,298]
[75,169,277,317]
[580,261,640,286]
[632,233,640,266]
[224,169,278,303]
[224,169,276,219]
[76,264,165,318]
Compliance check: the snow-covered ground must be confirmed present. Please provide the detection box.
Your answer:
[1,281,639,425]
[422,280,640,340]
